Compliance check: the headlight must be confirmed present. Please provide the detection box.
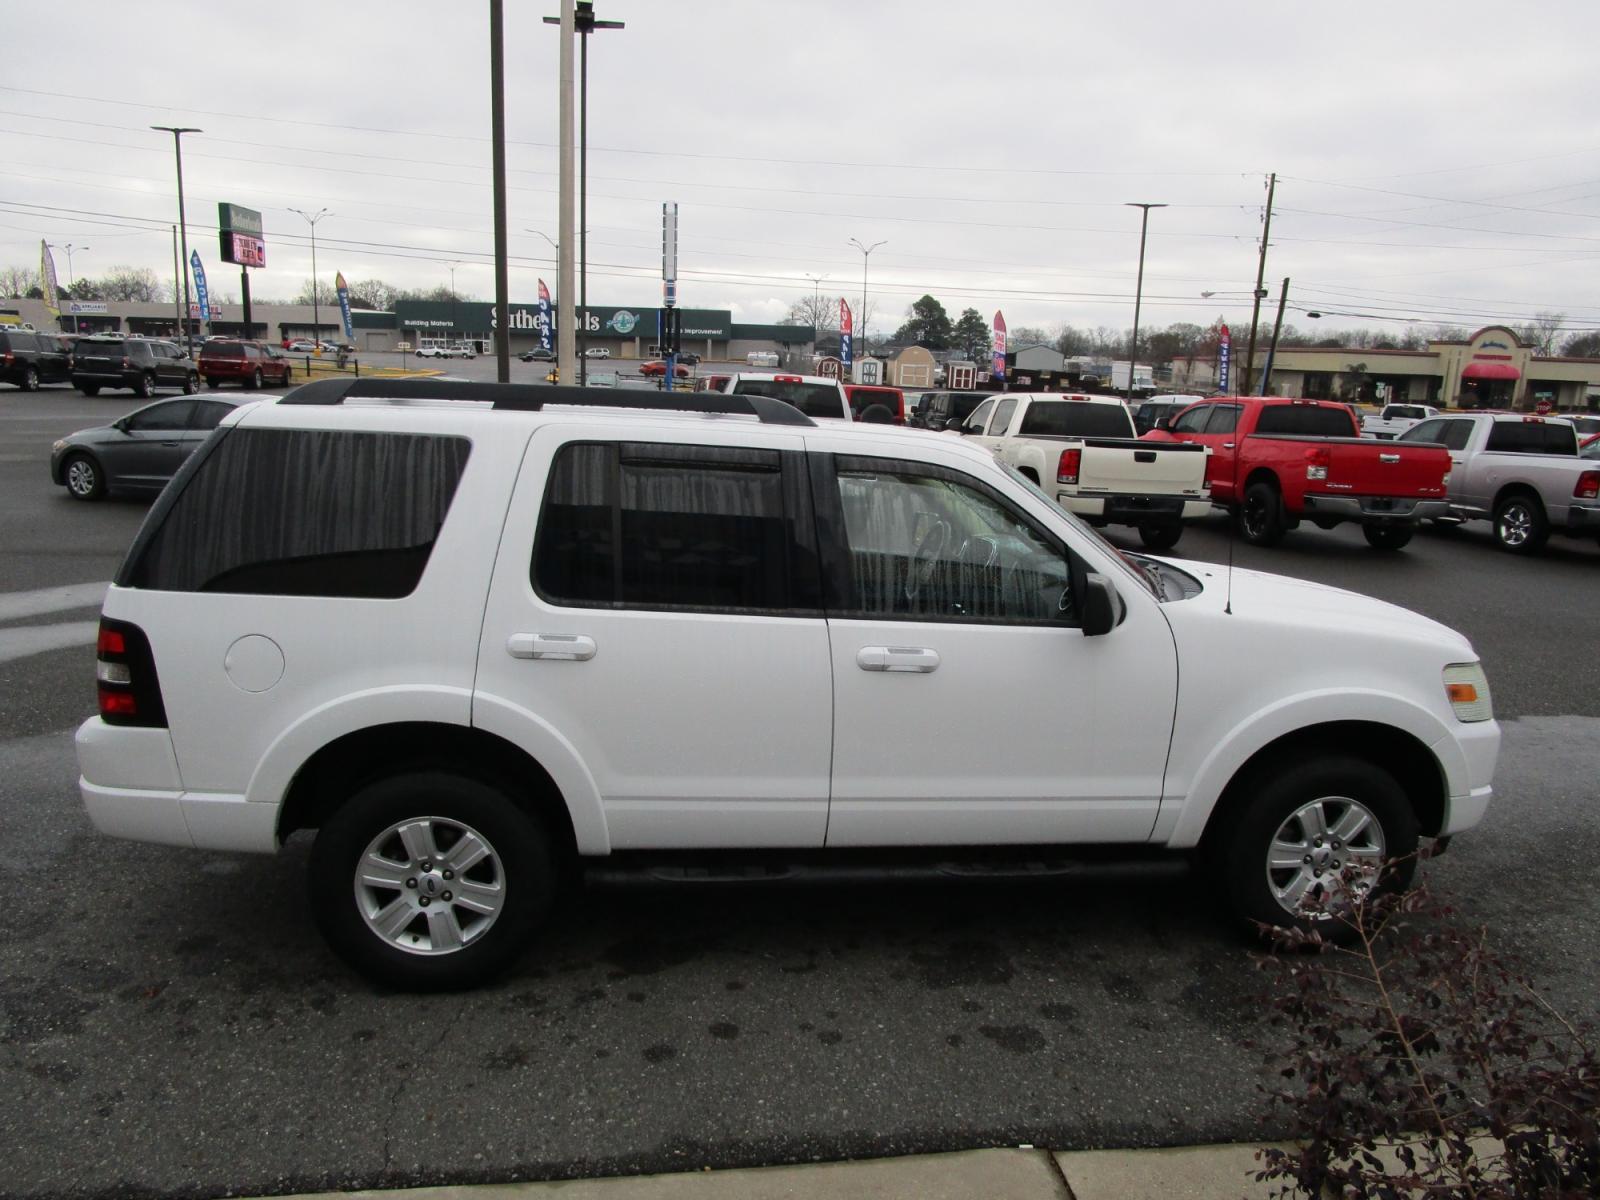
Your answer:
[1443,662,1493,722]
[52,439,68,454]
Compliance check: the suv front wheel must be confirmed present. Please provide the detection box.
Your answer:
[308,770,557,990]
[133,371,155,399]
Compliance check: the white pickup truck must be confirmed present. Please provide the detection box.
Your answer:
[1362,404,1439,440]
[958,393,1210,550]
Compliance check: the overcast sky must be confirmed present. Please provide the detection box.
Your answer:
[4,0,1598,343]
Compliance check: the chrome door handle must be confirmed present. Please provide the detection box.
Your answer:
[1222,442,1236,450]
[857,646,940,673]
[507,633,596,661]
[1380,453,1401,463]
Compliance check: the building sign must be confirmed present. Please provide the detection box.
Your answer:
[66,301,108,315]
[218,203,267,269]
[394,300,734,338]
[608,309,640,334]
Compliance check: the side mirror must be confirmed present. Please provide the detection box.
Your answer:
[1081,572,1120,637]
[112,417,129,432]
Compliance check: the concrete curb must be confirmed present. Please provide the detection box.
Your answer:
[269,1143,1289,1200]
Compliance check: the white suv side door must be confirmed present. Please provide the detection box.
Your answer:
[810,440,1178,846]
[475,424,834,850]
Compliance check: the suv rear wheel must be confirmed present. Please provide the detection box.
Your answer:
[22,366,39,391]
[182,373,199,395]
[1493,493,1548,554]
[308,770,557,990]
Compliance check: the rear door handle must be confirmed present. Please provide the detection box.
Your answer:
[1380,453,1401,463]
[857,646,940,673]
[160,440,180,447]
[507,633,596,661]
[1221,442,1236,450]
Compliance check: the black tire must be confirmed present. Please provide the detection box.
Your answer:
[1216,755,1418,941]
[1362,523,1413,551]
[308,770,557,991]
[182,372,198,395]
[62,453,105,501]
[133,372,154,399]
[1137,523,1183,551]
[205,377,222,389]
[860,403,893,424]
[248,368,263,390]
[78,383,99,396]
[1492,493,1549,554]
[23,366,39,391]
[1237,480,1287,546]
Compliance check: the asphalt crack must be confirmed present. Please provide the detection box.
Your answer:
[379,1005,469,1174]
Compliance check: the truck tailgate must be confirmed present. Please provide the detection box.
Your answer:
[1073,437,1209,496]
[1258,435,1450,498]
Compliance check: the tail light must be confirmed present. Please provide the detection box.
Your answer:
[1,351,12,366]
[1057,448,1082,485]
[121,356,131,368]
[95,618,167,727]
[1305,447,1331,481]
[1577,470,1600,501]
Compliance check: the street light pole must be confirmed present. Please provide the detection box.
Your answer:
[1125,202,1167,400]
[151,125,200,356]
[289,207,331,347]
[848,239,885,368]
[62,243,88,289]
[547,2,624,386]
[1242,171,1277,395]
[448,262,461,345]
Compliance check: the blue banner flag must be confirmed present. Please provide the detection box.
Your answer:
[537,280,553,352]
[189,250,210,321]
[335,272,354,341]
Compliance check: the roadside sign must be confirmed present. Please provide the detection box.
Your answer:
[397,341,412,351]
[1535,398,1552,415]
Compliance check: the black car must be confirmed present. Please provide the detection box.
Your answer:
[916,390,991,430]
[70,336,199,398]
[50,395,246,500]
[519,347,556,362]
[1,328,73,390]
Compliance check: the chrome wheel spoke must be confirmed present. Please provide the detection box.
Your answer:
[371,895,416,941]
[454,879,503,916]
[1298,801,1330,841]
[1344,843,1385,862]
[1330,806,1372,844]
[426,908,464,952]
[359,853,410,890]
[1269,841,1307,871]
[397,820,438,866]
[1275,871,1314,910]
[443,831,491,874]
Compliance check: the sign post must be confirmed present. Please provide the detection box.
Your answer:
[660,201,679,388]
[218,203,265,340]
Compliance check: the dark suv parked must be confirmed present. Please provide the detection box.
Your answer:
[915,390,991,431]
[198,339,293,389]
[1,329,73,390]
[71,336,199,398]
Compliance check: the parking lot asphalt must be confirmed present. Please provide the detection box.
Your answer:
[2,383,1598,1200]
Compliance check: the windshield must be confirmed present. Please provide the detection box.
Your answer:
[731,379,844,418]
[1001,464,1155,597]
[1018,402,1133,438]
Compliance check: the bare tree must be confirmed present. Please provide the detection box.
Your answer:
[344,278,403,312]
[97,266,168,303]
[0,264,38,298]
[1513,311,1565,356]
[293,278,339,307]
[781,292,839,333]
[1560,330,1600,358]
[1053,325,1092,356]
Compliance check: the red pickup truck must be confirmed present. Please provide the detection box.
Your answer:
[1144,396,1452,549]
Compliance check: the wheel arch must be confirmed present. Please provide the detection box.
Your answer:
[1243,467,1281,493]
[277,721,585,861]
[1191,721,1448,854]
[55,446,103,486]
[1491,481,1543,515]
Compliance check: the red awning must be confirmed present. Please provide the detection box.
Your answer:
[1462,361,1520,381]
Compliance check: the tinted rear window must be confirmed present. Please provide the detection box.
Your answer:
[1485,421,1576,455]
[1254,405,1356,437]
[0,331,40,351]
[125,429,470,597]
[847,388,901,417]
[1017,402,1132,438]
[731,379,844,419]
[77,339,126,353]
[200,341,245,357]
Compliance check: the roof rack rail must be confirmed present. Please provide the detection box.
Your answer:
[277,377,816,427]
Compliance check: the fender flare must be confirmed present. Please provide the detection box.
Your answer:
[470,691,609,855]
[1162,688,1458,848]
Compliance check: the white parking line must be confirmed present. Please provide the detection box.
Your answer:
[0,581,109,623]
[0,621,100,665]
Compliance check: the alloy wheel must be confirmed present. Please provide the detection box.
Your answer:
[1265,795,1387,918]
[353,815,506,955]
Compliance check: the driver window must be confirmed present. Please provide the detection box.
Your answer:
[963,398,995,434]
[1203,405,1240,434]
[1170,405,1211,434]
[833,459,1074,624]
[988,398,1018,436]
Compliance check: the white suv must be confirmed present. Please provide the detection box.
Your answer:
[78,378,1499,989]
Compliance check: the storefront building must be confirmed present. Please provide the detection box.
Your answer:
[1262,326,1600,411]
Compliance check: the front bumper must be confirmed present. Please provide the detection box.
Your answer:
[1302,494,1450,523]
[1430,717,1500,837]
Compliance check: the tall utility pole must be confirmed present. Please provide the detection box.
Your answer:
[1259,277,1290,396]
[805,272,829,329]
[546,1,624,384]
[289,207,330,347]
[448,262,461,344]
[1125,202,1167,400]
[1242,172,1276,395]
[171,227,182,340]
[489,0,511,382]
[152,125,200,356]
[848,238,885,364]
[556,0,577,381]
[59,243,89,289]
